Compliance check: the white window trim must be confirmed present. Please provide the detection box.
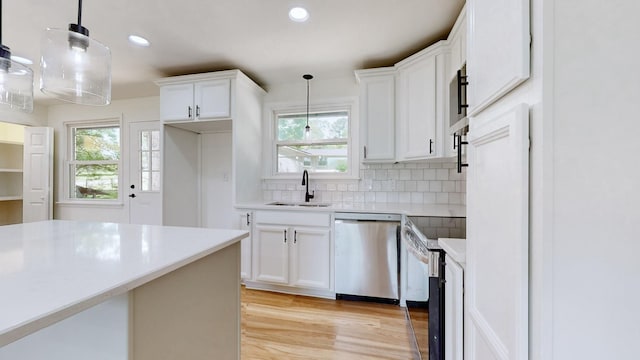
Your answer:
[263,96,360,180]
[63,117,123,204]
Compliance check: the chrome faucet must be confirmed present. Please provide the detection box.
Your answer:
[301,170,315,202]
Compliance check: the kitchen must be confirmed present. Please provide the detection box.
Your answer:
[0,0,639,360]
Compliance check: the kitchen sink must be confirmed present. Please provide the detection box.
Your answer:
[266,201,331,208]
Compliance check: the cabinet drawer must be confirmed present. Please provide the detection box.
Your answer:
[255,211,331,227]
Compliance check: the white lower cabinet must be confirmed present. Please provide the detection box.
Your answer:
[250,211,333,297]
[444,254,464,360]
[236,211,253,281]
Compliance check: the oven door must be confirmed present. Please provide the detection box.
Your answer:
[428,249,445,360]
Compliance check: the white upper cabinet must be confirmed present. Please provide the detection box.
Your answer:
[396,43,446,161]
[194,80,231,119]
[356,68,396,163]
[158,77,231,122]
[466,0,530,116]
[448,5,467,80]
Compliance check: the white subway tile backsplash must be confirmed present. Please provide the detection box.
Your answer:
[436,169,449,180]
[424,169,437,180]
[262,160,466,206]
[442,181,456,193]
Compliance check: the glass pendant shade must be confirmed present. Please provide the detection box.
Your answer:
[0,53,34,112]
[40,28,111,106]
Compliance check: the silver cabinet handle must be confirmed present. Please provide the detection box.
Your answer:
[364,146,367,159]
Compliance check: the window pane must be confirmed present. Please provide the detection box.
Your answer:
[151,130,160,150]
[142,171,150,191]
[277,144,348,173]
[74,126,120,161]
[151,151,160,171]
[70,164,119,199]
[151,172,160,191]
[141,131,150,151]
[141,151,150,171]
[277,111,348,142]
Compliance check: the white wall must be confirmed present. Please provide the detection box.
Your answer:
[550,1,640,358]
[47,96,160,223]
[0,104,48,127]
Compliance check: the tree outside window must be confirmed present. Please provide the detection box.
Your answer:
[68,124,120,200]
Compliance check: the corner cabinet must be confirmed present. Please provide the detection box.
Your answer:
[159,79,231,122]
[248,210,333,298]
[466,0,530,115]
[356,67,396,163]
[396,42,448,161]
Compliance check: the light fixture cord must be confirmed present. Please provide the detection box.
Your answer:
[306,78,310,127]
[0,0,3,44]
[77,0,83,27]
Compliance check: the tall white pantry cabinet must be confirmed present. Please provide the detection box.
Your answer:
[465,0,640,359]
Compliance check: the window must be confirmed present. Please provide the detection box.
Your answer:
[138,129,160,192]
[67,121,121,200]
[276,110,349,174]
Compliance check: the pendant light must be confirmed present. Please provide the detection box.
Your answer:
[40,0,111,106]
[303,74,313,139]
[0,0,34,113]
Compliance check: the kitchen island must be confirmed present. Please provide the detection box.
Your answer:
[0,220,247,360]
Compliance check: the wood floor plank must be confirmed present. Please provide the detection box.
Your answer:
[241,287,419,360]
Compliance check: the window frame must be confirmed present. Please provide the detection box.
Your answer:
[64,118,123,204]
[265,97,359,180]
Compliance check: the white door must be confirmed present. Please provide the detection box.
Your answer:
[159,83,194,121]
[201,132,232,229]
[195,79,231,119]
[397,54,438,160]
[465,104,528,360]
[467,0,530,115]
[254,225,289,285]
[289,227,331,290]
[128,121,162,225]
[22,127,53,222]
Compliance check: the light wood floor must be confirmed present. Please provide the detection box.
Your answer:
[241,287,420,359]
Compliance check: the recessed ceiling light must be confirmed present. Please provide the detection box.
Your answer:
[128,35,150,47]
[10,55,33,65]
[289,7,309,22]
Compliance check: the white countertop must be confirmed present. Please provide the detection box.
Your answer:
[237,202,466,218]
[0,220,248,347]
[439,238,467,264]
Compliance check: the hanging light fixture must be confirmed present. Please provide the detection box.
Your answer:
[0,0,34,113]
[303,74,313,139]
[40,0,111,106]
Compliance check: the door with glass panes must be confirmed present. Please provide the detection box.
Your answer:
[128,121,162,225]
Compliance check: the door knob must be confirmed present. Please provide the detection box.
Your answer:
[129,194,136,198]
[130,184,135,189]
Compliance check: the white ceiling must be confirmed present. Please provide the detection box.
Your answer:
[4,0,464,105]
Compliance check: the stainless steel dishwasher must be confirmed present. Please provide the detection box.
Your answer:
[334,212,401,303]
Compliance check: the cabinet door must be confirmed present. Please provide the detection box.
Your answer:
[466,104,528,360]
[467,0,530,116]
[397,54,438,160]
[159,83,194,122]
[290,227,331,290]
[237,212,253,281]
[195,79,231,119]
[360,74,396,162]
[445,255,464,360]
[254,225,289,284]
